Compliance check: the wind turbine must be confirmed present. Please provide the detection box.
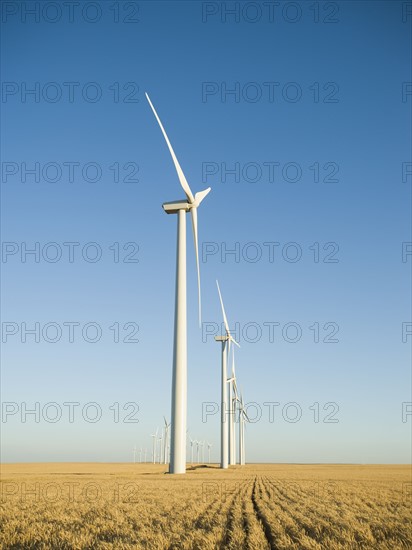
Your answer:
[163,417,171,465]
[146,93,211,475]
[158,432,164,464]
[139,447,143,463]
[207,442,212,464]
[238,393,250,466]
[189,438,196,464]
[133,444,137,464]
[151,428,158,464]
[144,448,147,463]
[215,280,240,469]
[196,440,200,463]
[227,348,238,465]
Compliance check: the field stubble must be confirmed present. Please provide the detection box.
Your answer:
[0,463,411,549]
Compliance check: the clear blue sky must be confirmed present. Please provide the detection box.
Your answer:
[1,1,411,463]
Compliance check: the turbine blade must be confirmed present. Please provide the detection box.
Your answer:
[191,207,202,326]
[216,280,230,335]
[230,335,241,348]
[145,92,195,204]
[243,410,251,423]
[194,187,211,206]
[233,379,239,400]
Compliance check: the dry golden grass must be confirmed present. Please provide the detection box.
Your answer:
[1,463,411,549]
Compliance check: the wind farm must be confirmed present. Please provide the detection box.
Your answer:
[2,0,410,547]
[2,88,410,549]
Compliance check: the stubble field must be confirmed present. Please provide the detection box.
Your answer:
[0,463,411,549]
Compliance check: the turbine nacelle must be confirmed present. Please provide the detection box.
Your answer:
[162,188,210,214]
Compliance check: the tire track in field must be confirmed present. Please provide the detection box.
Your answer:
[241,479,271,550]
[250,476,279,550]
[218,480,245,549]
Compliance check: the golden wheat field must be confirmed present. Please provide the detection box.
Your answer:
[0,463,411,549]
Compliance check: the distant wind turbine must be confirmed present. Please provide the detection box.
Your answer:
[151,428,158,464]
[207,442,212,464]
[227,348,238,465]
[158,432,164,464]
[189,438,196,464]
[215,280,240,469]
[146,93,211,475]
[163,417,171,465]
[238,393,250,465]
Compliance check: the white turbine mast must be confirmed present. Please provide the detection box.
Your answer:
[207,441,212,464]
[189,438,196,464]
[158,432,164,464]
[146,93,211,475]
[163,417,171,465]
[215,280,240,469]
[227,347,238,465]
[151,427,158,464]
[238,392,250,466]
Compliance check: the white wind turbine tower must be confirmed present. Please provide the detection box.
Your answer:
[151,428,158,464]
[139,447,142,463]
[238,393,250,466]
[163,417,171,465]
[146,93,211,475]
[200,440,205,463]
[215,280,240,469]
[207,442,212,464]
[227,347,239,465]
[196,440,200,463]
[189,438,196,464]
[144,448,147,463]
[133,444,137,464]
[158,432,164,464]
